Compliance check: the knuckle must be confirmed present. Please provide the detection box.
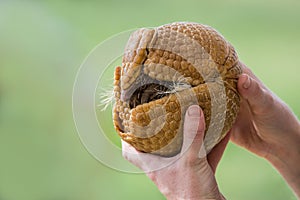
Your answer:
[186,156,198,166]
[185,153,202,166]
[147,172,157,182]
[265,91,274,103]
[251,79,262,97]
[122,151,130,161]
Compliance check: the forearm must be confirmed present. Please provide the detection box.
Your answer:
[267,120,300,198]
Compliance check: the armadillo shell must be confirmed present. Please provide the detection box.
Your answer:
[113,22,241,157]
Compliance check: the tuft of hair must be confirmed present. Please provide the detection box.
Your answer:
[98,86,115,111]
[157,75,191,95]
[170,80,191,93]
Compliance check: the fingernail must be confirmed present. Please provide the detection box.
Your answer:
[188,105,201,117]
[243,74,251,89]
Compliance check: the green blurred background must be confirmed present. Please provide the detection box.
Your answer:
[1,0,299,199]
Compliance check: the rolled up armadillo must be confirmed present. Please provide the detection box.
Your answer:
[113,22,241,157]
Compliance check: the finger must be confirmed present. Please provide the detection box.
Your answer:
[240,63,266,89]
[238,73,273,114]
[181,105,206,159]
[122,140,152,170]
[121,140,139,162]
[122,140,176,172]
[207,131,231,173]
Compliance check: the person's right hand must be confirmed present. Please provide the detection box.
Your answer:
[230,63,300,198]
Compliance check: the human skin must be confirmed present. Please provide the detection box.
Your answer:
[122,105,228,199]
[122,63,300,199]
[231,63,300,198]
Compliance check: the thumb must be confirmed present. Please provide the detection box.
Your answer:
[238,73,273,114]
[181,105,206,159]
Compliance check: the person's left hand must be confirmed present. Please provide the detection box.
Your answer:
[122,105,229,200]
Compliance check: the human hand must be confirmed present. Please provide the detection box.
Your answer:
[122,105,229,200]
[230,63,300,197]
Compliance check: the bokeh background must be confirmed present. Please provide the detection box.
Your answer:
[1,0,299,199]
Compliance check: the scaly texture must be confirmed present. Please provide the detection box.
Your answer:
[113,22,242,157]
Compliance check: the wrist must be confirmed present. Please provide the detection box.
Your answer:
[149,171,225,200]
[266,122,300,198]
[158,181,225,200]
[164,192,225,200]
